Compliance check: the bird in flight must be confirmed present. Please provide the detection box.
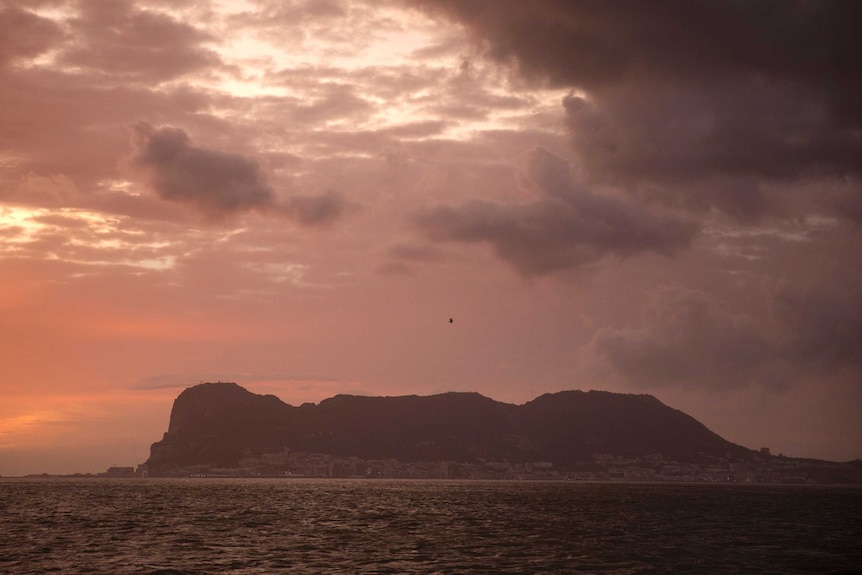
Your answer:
[449,318,453,323]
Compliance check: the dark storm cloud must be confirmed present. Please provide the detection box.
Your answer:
[406,0,862,96]
[414,147,698,276]
[406,0,862,224]
[562,83,862,223]
[400,0,862,393]
[130,123,353,224]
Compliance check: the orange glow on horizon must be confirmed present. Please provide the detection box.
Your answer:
[0,389,177,452]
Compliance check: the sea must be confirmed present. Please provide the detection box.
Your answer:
[1,478,860,574]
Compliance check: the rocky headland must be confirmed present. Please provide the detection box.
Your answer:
[141,382,861,483]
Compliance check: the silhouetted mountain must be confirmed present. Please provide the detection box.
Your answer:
[519,391,747,465]
[144,382,754,474]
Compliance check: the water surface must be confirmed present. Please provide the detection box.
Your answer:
[1,479,860,574]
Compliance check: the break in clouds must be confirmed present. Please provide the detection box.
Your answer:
[130,123,350,225]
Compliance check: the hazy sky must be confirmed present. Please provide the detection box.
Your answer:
[1,0,860,475]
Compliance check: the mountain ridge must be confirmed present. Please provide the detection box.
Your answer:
[144,382,754,475]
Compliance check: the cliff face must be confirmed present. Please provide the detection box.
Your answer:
[147,383,296,469]
[144,382,751,473]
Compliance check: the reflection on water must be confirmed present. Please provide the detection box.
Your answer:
[1,479,860,574]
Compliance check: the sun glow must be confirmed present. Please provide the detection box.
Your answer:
[0,204,179,271]
[0,205,51,248]
[0,390,177,454]
[0,411,71,448]
[196,1,561,140]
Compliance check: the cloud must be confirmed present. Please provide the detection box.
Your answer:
[0,68,219,199]
[772,280,862,375]
[414,147,697,276]
[590,279,862,391]
[0,3,64,66]
[407,0,862,97]
[388,243,445,263]
[562,83,862,223]
[129,123,352,225]
[58,0,223,82]
[282,189,353,226]
[130,123,276,218]
[376,242,445,276]
[131,372,342,391]
[591,285,776,391]
[405,0,862,224]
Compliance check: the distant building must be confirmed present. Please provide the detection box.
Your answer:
[105,466,135,478]
[760,447,771,456]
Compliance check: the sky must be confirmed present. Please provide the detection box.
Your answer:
[1,0,860,476]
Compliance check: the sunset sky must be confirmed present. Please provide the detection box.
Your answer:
[1,0,860,476]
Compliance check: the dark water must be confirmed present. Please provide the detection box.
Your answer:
[1,479,860,574]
